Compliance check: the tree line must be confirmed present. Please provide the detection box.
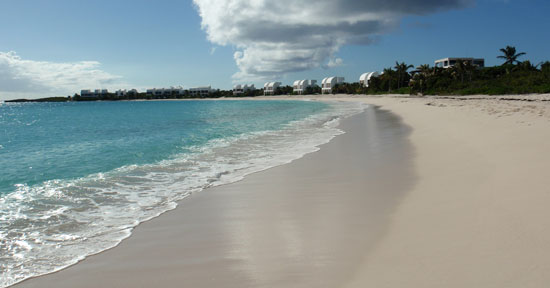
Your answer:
[363,46,550,95]
[270,46,549,96]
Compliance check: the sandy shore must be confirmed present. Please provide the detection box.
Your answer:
[345,95,550,288]
[14,94,550,287]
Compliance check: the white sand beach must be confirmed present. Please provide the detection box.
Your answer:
[14,94,550,288]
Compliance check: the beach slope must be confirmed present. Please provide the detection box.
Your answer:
[15,106,415,288]
[344,95,550,288]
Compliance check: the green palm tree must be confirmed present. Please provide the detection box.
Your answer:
[394,61,414,89]
[463,61,476,82]
[417,64,432,76]
[382,67,395,92]
[497,46,526,65]
[452,60,468,83]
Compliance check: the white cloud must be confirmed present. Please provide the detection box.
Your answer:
[193,0,472,81]
[0,51,124,100]
[326,57,344,68]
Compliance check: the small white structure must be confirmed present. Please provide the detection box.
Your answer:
[292,79,317,95]
[263,82,281,95]
[81,89,108,97]
[435,57,485,69]
[189,86,213,97]
[321,77,345,94]
[233,84,255,95]
[359,72,380,88]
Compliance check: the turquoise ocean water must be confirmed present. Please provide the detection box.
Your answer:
[0,100,364,287]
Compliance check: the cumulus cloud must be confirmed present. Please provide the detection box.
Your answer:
[193,0,472,81]
[0,51,124,100]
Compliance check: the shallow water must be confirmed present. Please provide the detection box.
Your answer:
[0,100,365,287]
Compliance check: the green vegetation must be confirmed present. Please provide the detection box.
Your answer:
[497,46,526,65]
[6,97,71,103]
[365,46,550,96]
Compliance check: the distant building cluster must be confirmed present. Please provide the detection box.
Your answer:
[292,80,317,95]
[146,87,185,97]
[78,56,485,98]
[359,72,380,88]
[189,86,214,97]
[79,86,216,98]
[80,89,109,98]
[115,89,138,97]
[263,82,281,95]
[321,77,345,94]
[233,84,255,95]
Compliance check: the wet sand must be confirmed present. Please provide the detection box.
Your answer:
[15,106,416,287]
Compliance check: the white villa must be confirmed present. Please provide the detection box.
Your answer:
[146,87,185,97]
[264,82,281,95]
[292,79,317,95]
[189,86,214,97]
[359,72,380,88]
[81,89,108,97]
[321,77,345,94]
[233,84,255,95]
[435,57,485,69]
[115,89,138,97]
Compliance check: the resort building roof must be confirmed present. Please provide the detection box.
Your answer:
[359,72,380,87]
[263,82,281,95]
[233,84,255,95]
[321,77,345,94]
[292,79,317,95]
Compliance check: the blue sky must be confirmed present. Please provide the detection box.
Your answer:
[0,0,549,100]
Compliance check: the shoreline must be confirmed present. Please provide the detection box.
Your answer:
[14,105,416,288]
[12,94,550,287]
[4,92,550,104]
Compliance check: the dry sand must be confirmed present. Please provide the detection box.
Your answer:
[14,94,550,287]
[345,95,550,288]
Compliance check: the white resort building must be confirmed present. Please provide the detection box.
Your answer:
[263,82,281,95]
[435,57,485,69]
[233,84,255,95]
[189,86,214,97]
[292,79,317,94]
[115,89,138,97]
[146,87,185,97]
[81,89,109,97]
[321,77,345,94]
[359,72,380,88]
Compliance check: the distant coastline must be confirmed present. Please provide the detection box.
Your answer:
[6,92,550,104]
